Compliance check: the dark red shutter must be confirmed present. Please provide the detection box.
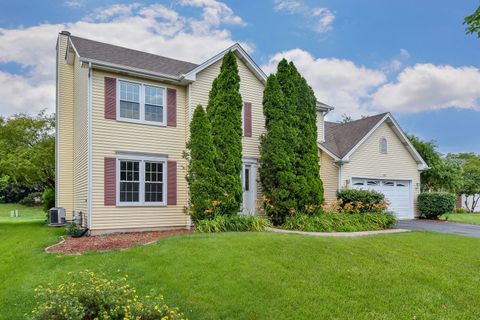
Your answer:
[104,77,116,119]
[167,161,177,205]
[244,102,252,137]
[104,157,116,206]
[167,88,177,127]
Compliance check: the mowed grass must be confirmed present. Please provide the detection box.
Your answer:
[1,207,480,319]
[0,203,45,223]
[443,213,480,225]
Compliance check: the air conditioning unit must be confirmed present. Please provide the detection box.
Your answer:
[48,207,66,226]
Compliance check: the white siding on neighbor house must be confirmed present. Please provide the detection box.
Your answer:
[189,56,265,206]
[316,111,325,143]
[90,70,189,233]
[319,150,339,204]
[460,194,480,212]
[341,122,421,215]
[56,34,75,214]
[72,55,89,222]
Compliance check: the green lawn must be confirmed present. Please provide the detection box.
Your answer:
[0,203,45,223]
[2,206,480,319]
[443,213,480,225]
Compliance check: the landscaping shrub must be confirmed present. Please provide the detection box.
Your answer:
[19,192,43,206]
[30,270,184,320]
[195,214,271,233]
[418,192,456,219]
[282,212,397,232]
[336,189,387,213]
[453,207,468,214]
[0,182,42,203]
[42,187,55,213]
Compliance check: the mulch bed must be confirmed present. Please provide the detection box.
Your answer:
[46,229,192,254]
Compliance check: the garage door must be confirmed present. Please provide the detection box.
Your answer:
[351,178,413,219]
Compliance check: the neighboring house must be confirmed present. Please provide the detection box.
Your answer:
[56,31,427,234]
[457,194,480,212]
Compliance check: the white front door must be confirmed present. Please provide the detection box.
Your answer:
[241,162,256,214]
[351,178,413,219]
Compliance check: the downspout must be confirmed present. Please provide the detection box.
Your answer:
[87,62,93,230]
[338,162,343,190]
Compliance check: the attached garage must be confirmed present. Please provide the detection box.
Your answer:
[351,178,413,219]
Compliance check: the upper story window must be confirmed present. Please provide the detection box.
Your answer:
[118,80,166,125]
[379,137,388,154]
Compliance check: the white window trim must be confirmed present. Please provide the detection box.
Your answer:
[116,154,167,207]
[116,79,167,126]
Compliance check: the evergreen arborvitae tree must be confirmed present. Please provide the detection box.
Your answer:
[260,59,324,223]
[206,77,218,120]
[290,62,324,209]
[259,74,298,224]
[208,51,243,214]
[186,105,222,221]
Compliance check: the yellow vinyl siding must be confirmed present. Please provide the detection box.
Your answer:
[72,55,89,220]
[56,34,75,214]
[319,150,339,204]
[90,70,189,231]
[190,56,265,206]
[341,122,421,214]
[317,111,325,143]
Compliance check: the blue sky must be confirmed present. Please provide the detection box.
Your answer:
[0,0,479,154]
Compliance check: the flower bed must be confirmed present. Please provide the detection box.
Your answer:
[281,212,397,232]
[47,229,191,254]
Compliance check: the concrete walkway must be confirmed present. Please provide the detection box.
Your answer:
[396,219,480,238]
[266,227,410,237]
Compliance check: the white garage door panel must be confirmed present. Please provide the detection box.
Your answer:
[351,178,413,219]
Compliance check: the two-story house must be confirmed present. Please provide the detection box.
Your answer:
[56,31,427,234]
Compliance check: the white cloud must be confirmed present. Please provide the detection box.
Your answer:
[382,48,411,73]
[263,49,480,119]
[372,64,480,113]
[0,1,248,116]
[273,0,335,34]
[273,0,303,13]
[64,0,83,8]
[262,49,387,118]
[312,8,335,33]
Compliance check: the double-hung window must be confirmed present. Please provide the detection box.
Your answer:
[117,156,166,206]
[118,80,166,125]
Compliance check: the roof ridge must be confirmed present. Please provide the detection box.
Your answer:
[69,35,198,67]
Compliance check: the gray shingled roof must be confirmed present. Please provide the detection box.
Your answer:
[70,35,198,78]
[321,113,388,158]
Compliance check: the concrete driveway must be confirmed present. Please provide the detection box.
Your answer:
[396,219,480,238]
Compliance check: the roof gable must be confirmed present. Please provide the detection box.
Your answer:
[321,113,388,159]
[182,43,267,84]
[321,112,428,170]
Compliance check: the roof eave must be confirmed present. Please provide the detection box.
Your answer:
[79,57,183,83]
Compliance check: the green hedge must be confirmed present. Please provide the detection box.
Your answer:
[336,189,387,213]
[418,192,456,219]
[195,215,271,233]
[282,212,397,232]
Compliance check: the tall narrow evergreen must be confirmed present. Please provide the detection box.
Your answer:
[208,51,243,214]
[186,105,222,221]
[290,62,324,208]
[259,74,298,224]
[260,59,324,223]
